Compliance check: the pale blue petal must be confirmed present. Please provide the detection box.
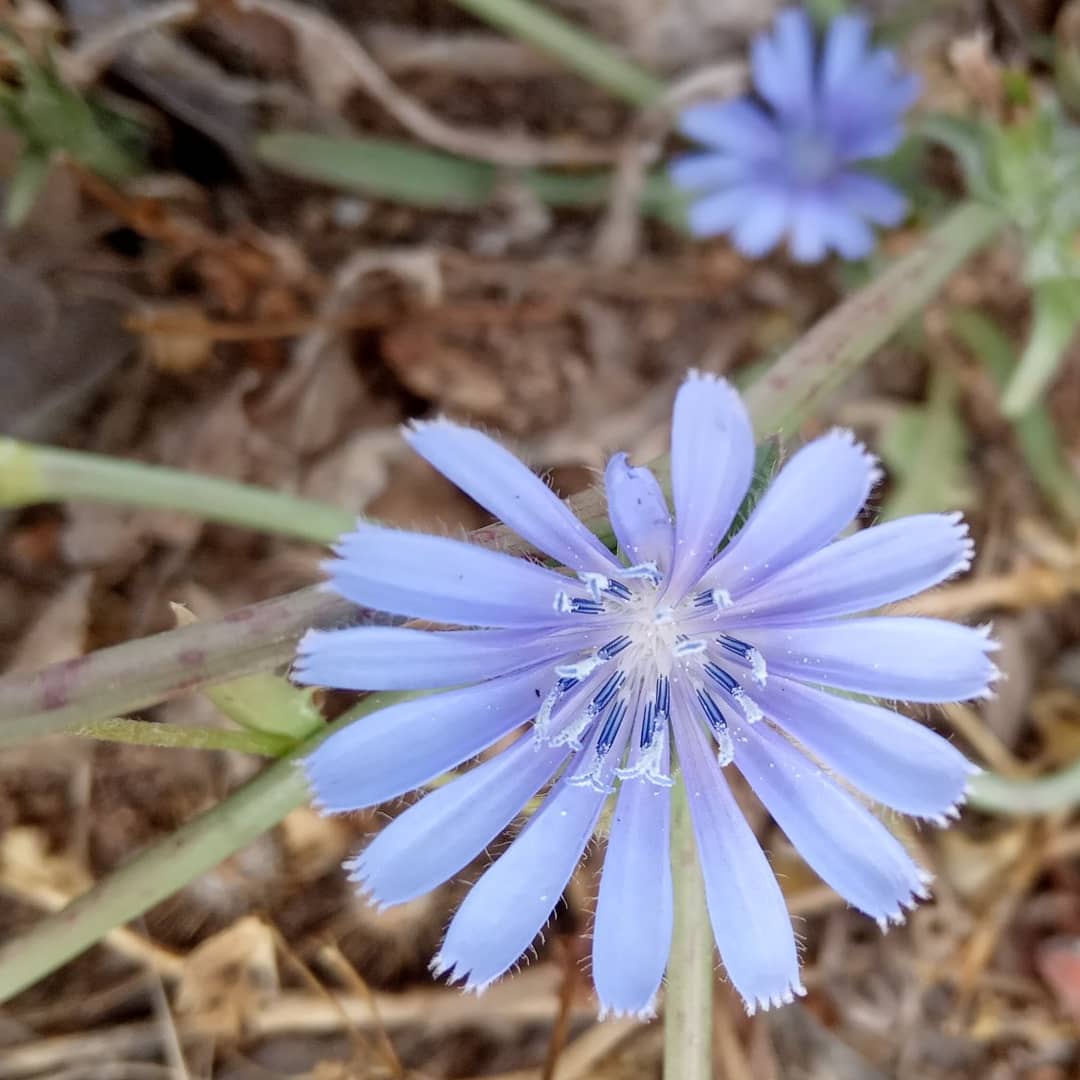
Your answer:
[668,152,749,192]
[864,56,921,113]
[678,99,782,157]
[731,187,791,258]
[735,722,930,923]
[821,14,871,104]
[788,192,830,264]
[303,667,551,812]
[754,676,977,820]
[749,618,999,702]
[296,624,598,691]
[604,452,674,571]
[667,373,755,602]
[827,52,919,161]
[433,779,608,992]
[405,419,618,573]
[832,172,909,226]
[350,734,568,905]
[836,121,906,161]
[701,429,879,597]
[329,524,591,627]
[731,513,973,624]
[672,700,803,1013]
[751,9,816,119]
[592,775,673,1018]
[819,202,875,260]
[686,185,759,238]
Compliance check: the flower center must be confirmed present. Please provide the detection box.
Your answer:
[786,126,836,185]
[538,567,768,786]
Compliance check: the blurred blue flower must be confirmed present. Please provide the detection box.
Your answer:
[296,373,994,1017]
[670,9,920,262]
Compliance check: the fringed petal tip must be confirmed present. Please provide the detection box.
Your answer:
[402,414,456,439]
[873,868,935,933]
[743,980,807,1016]
[926,797,966,828]
[969,623,1003,700]
[298,771,333,818]
[683,367,728,388]
[598,998,658,1023]
[824,426,883,488]
[295,627,325,662]
[428,953,497,996]
[343,861,393,912]
[326,520,368,556]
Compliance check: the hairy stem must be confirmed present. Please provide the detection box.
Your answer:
[0,587,355,746]
[0,441,355,544]
[664,780,713,1080]
[71,716,293,756]
[743,202,1006,436]
[0,202,1006,748]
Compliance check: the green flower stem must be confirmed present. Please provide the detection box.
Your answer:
[0,694,395,1004]
[0,202,1005,750]
[0,440,355,545]
[967,756,1080,815]
[743,201,1007,436]
[71,716,293,756]
[448,0,665,107]
[663,779,713,1080]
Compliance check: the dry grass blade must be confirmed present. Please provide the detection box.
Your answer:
[316,942,406,1080]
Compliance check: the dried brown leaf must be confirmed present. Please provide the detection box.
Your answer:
[174,915,279,1038]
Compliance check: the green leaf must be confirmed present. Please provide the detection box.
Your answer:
[880,366,970,520]
[1056,25,1080,115]
[204,675,323,740]
[3,150,49,227]
[259,133,495,208]
[0,36,145,186]
[950,307,1080,523]
[921,103,1080,285]
[1002,278,1080,416]
[256,132,689,228]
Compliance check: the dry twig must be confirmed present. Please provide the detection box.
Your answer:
[592,60,745,266]
[237,0,621,167]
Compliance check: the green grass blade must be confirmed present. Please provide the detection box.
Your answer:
[951,307,1080,523]
[257,132,689,226]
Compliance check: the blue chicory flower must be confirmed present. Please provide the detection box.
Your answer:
[296,372,995,1017]
[670,8,920,262]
